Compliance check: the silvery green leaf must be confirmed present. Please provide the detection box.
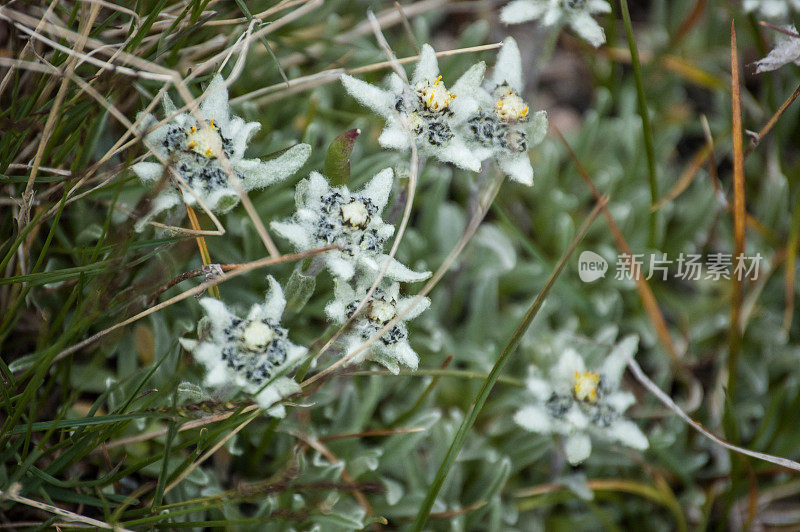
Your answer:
[284,267,317,313]
[176,381,206,404]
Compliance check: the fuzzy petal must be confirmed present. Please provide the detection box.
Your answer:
[204,361,230,388]
[200,74,231,130]
[270,220,314,250]
[262,275,287,320]
[341,74,394,117]
[378,255,432,283]
[450,62,485,120]
[542,3,562,26]
[142,123,173,159]
[378,119,411,150]
[526,110,549,146]
[551,348,586,392]
[569,11,606,47]
[565,432,592,464]
[296,171,330,207]
[605,391,636,414]
[588,0,612,13]
[411,44,440,85]
[396,294,431,321]
[599,335,638,389]
[514,404,554,434]
[286,343,308,366]
[608,419,648,450]
[161,93,178,116]
[134,191,181,232]
[755,33,800,73]
[389,341,419,370]
[565,405,589,430]
[179,338,198,352]
[449,93,481,123]
[199,297,236,332]
[204,186,241,213]
[526,376,554,402]
[359,168,393,211]
[452,61,486,97]
[500,0,548,24]
[434,136,483,172]
[371,348,401,374]
[236,143,311,190]
[254,377,301,413]
[325,254,356,280]
[325,299,348,324]
[132,161,164,183]
[229,118,262,159]
[498,152,534,186]
[492,37,524,92]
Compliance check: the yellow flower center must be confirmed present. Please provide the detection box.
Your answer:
[368,299,396,324]
[186,119,223,159]
[495,87,529,122]
[340,200,369,228]
[416,75,457,112]
[242,321,274,351]
[573,371,600,403]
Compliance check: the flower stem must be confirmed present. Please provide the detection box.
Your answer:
[186,205,221,299]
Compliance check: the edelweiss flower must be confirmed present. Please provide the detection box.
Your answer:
[500,0,611,48]
[325,276,430,374]
[271,169,430,282]
[514,336,648,464]
[461,37,547,185]
[179,276,306,417]
[743,0,800,19]
[755,25,800,73]
[341,44,484,172]
[133,74,311,231]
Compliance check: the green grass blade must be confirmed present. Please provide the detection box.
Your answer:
[410,198,606,530]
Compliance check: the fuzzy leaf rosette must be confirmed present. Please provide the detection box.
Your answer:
[514,335,648,464]
[271,168,430,282]
[180,277,306,417]
[132,74,311,231]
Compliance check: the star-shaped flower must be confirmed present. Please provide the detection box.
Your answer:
[743,0,800,19]
[513,336,648,465]
[755,25,800,73]
[500,0,611,48]
[179,276,306,417]
[325,275,430,374]
[133,74,311,231]
[271,168,430,282]
[460,37,547,185]
[341,44,485,172]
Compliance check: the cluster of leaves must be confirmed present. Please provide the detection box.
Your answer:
[2,0,800,530]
